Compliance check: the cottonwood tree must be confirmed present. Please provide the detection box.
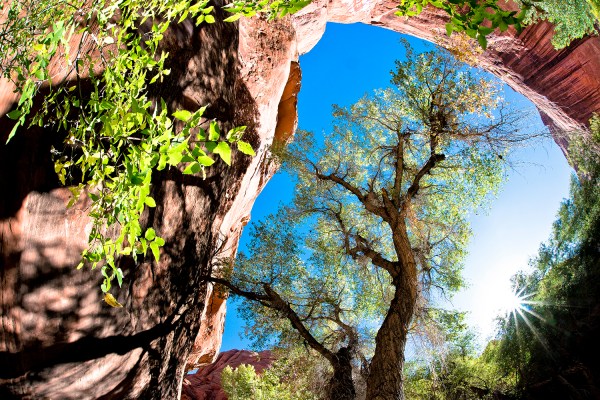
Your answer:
[209,44,539,400]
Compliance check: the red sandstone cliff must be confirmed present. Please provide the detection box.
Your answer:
[182,349,276,400]
[0,0,598,398]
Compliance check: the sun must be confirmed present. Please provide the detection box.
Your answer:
[499,288,526,314]
[479,284,535,319]
[500,286,552,353]
[452,281,541,341]
[497,286,539,317]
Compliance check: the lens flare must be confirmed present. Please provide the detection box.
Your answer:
[503,286,552,354]
[501,287,534,315]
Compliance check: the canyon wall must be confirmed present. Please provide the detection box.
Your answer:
[0,0,598,398]
[0,8,298,398]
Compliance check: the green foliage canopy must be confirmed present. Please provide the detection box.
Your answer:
[396,0,599,50]
[405,312,518,399]
[495,115,600,394]
[221,349,322,400]
[396,0,528,49]
[521,0,600,48]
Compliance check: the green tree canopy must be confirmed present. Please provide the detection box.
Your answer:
[210,44,540,400]
[495,116,600,397]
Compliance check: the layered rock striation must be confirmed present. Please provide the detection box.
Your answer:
[0,0,598,398]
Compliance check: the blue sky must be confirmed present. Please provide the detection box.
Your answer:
[220,22,572,351]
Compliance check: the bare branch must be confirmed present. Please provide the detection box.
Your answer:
[405,153,446,201]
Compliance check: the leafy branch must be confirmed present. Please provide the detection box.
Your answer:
[396,0,529,49]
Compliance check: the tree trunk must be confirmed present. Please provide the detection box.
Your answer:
[365,220,418,400]
[328,346,356,400]
[364,279,416,400]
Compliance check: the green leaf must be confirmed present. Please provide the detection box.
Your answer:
[478,26,494,36]
[205,141,217,153]
[19,80,35,107]
[197,155,215,166]
[5,123,20,144]
[445,23,454,37]
[183,162,201,174]
[116,268,123,287]
[213,141,232,165]
[167,140,189,165]
[157,154,168,171]
[188,1,206,14]
[192,146,207,158]
[205,14,215,23]
[237,141,256,156]
[145,228,156,241]
[145,196,156,207]
[173,109,192,122]
[99,100,114,110]
[209,121,221,141]
[181,154,195,163]
[227,125,247,142]
[477,33,488,50]
[150,241,161,262]
[197,128,207,141]
[178,9,189,23]
[6,109,22,120]
[130,174,145,185]
[141,238,148,255]
[223,13,242,22]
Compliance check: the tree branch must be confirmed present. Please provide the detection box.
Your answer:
[315,170,390,222]
[391,139,404,207]
[262,284,337,363]
[405,153,445,201]
[200,275,337,363]
[327,206,399,278]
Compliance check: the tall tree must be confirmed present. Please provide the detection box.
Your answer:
[211,44,537,400]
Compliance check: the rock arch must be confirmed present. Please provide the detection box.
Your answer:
[0,2,598,397]
[293,0,600,133]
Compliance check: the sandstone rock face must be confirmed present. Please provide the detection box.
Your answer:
[182,349,275,400]
[1,1,599,399]
[294,0,600,132]
[0,8,295,399]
